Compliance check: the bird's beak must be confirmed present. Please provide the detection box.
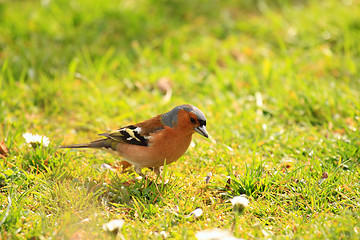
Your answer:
[195,125,209,138]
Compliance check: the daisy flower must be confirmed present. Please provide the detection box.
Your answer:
[103,219,124,235]
[230,196,249,214]
[22,132,50,148]
[188,208,203,219]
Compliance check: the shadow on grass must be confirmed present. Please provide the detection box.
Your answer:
[84,171,179,219]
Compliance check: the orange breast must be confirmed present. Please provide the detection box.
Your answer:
[115,127,193,167]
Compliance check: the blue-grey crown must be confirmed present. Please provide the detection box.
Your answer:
[162,104,206,128]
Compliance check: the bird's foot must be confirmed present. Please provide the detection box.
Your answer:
[152,166,163,176]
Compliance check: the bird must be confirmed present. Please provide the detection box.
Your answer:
[60,104,208,176]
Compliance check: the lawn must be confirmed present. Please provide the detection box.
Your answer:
[1,0,359,239]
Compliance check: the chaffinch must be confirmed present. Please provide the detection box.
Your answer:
[60,104,208,176]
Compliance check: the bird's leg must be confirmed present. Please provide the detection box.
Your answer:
[134,165,144,177]
[152,167,163,176]
[147,167,163,176]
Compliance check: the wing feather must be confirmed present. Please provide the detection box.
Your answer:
[98,115,165,147]
[98,125,164,146]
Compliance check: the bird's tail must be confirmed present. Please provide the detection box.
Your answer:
[59,139,113,149]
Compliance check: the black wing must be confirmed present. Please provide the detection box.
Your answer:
[98,125,150,146]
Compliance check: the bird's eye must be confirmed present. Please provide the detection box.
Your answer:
[190,117,196,123]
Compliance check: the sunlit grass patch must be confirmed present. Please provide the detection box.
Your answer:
[1,0,360,239]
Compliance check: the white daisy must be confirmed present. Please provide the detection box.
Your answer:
[188,208,203,219]
[103,219,124,235]
[22,132,50,148]
[230,196,249,214]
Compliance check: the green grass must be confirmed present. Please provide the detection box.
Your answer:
[1,0,360,239]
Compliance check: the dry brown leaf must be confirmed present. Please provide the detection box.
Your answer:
[157,77,173,102]
[157,77,172,93]
[112,161,132,172]
[0,141,9,159]
[321,171,328,179]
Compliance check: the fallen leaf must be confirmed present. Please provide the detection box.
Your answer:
[321,171,329,179]
[0,141,9,159]
[318,171,328,185]
[157,77,172,102]
[113,161,132,172]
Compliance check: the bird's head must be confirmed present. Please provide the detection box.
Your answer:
[161,104,209,138]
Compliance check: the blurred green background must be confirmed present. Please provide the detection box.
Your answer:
[1,0,359,239]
